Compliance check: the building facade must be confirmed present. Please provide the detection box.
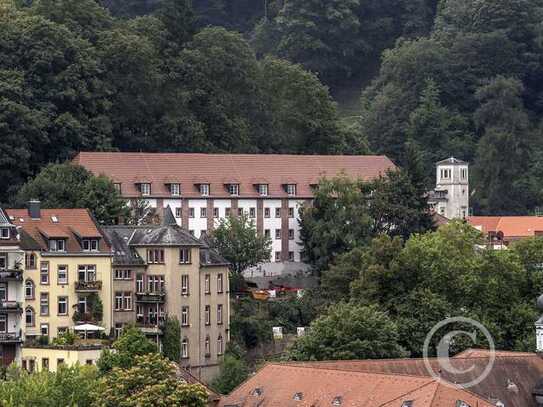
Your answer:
[0,209,24,366]
[1,203,229,382]
[74,152,396,263]
[428,157,470,219]
[102,210,230,382]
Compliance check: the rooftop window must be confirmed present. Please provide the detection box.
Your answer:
[140,183,151,196]
[82,239,99,252]
[49,239,66,252]
[332,396,342,406]
[200,184,210,196]
[258,184,268,196]
[0,228,9,239]
[170,183,181,196]
[228,184,240,196]
[286,184,297,196]
[293,392,303,401]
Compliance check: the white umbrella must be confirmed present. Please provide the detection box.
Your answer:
[74,323,105,339]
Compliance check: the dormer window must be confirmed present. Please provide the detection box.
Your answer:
[228,184,240,196]
[401,401,414,407]
[114,183,122,193]
[0,228,9,239]
[258,184,269,196]
[82,239,99,252]
[170,183,181,196]
[49,239,66,252]
[293,392,303,401]
[140,183,151,196]
[332,396,342,406]
[286,184,297,196]
[200,184,210,196]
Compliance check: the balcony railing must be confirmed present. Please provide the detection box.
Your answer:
[75,280,102,292]
[0,331,22,343]
[136,291,166,303]
[0,301,22,313]
[0,270,23,281]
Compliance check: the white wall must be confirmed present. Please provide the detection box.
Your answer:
[188,199,208,238]
[263,200,282,262]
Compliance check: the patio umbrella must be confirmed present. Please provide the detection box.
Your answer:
[74,323,105,339]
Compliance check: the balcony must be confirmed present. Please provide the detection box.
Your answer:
[0,331,22,343]
[0,270,23,282]
[136,316,164,335]
[0,301,22,313]
[75,280,102,292]
[136,291,166,303]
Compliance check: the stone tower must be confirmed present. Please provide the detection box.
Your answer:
[431,157,469,219]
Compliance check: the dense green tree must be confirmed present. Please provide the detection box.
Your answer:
[97,327,157,374]
[162,316,181,362]
[210,352,249,395]
[0,364,99,407]
[210,213,272,275]
[288,302,407,361]
[15,163,129,224]
[155,0,195,52]
[472,76,535,214]
[97,353,208,407]
[30,0,113,42]
[257,57,345,154]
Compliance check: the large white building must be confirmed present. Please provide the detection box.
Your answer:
[75,153,395,263]
[429,157,470,219]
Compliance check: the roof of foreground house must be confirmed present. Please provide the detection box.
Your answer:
[468,216,543,239]
[74,152,396,198]
[6,208,110,253]
[221,350,543,407]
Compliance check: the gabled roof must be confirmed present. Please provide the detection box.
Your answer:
[129,225,202,247]
[101,227,145,266]
[74,152,396,198]
[6,209,109,253]
[218,363,495,407]
[0,208,13,227]
[468,216,543,238]
[198,232,230,268]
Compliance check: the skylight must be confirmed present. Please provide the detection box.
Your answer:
[51,216,58,223]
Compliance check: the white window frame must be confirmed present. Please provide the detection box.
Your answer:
[25,280,34,299]
[170,183,181,196]
[82,239,99,252]
[228,184,240,196]
[217,335,223,355]
[200,207,207,218]
[286,184,297,196]
[200,184,210,196]
[217,273,224,293]
[0,228,9,239]
[180,248,191,264]
[181,307,189,326]
[205,305,211,325]
[204,274,210,294]
[57,297,68,316]
[181,338,189,358]
[258,184,268,196]
[175,207,182,218]
[217,304,223,325]
[140,183,151,196]
[181,275,189,295]
[57,265,68,285]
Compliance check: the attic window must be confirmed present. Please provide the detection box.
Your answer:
[199,184,210,196]
[257,184,269,196]
[51,216,59,223]
[286,184,297,196]
[251,388,263,396]
[140,183,151,196]
[293,392,303,401]
[169,183,181,196]
[0,228,9,239]
[49,239,66,252]
[332,396,342,406]
[455,402,471,407]
[228,184,240,196]
[401,401,413,407]
[82,239,99,252]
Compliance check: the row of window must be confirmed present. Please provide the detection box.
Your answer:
[131,182,298,198]
[45,238,99,253]
[439,168,468,180]
[181,334,224,359]
[182,303,224,326]
[25,298,68,325]
[175,206,296,219]
[264,229,296,240]
[275,251,296,262]
[22,357,94,372]
[26,264,96,288]
[134,273,225,295]
[147,248,191,265]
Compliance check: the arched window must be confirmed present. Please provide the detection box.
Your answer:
[181,337,189,359]
[204,335,210,356]
[25,307,35,327]
[25,280,35,299]
[217,335,223,355]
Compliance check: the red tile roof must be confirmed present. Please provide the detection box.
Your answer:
[74,152,396,198]
[218,363,496,407]
[468,216,543,239]
[280,351,543,407]
[6,209,109,253]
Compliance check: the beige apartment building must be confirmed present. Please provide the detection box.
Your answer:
[2,203,229,381]
[102,208,230,382]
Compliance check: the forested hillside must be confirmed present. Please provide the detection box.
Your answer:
[2,0,543,216]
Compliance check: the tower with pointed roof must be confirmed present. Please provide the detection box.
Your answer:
[429,157,470,220]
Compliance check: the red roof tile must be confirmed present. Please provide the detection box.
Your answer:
[468,216,543,239]
[218,364,495,407]
[6,209,109,253]
[74,152,396,198]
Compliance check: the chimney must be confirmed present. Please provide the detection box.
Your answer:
[28,200,41,219]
